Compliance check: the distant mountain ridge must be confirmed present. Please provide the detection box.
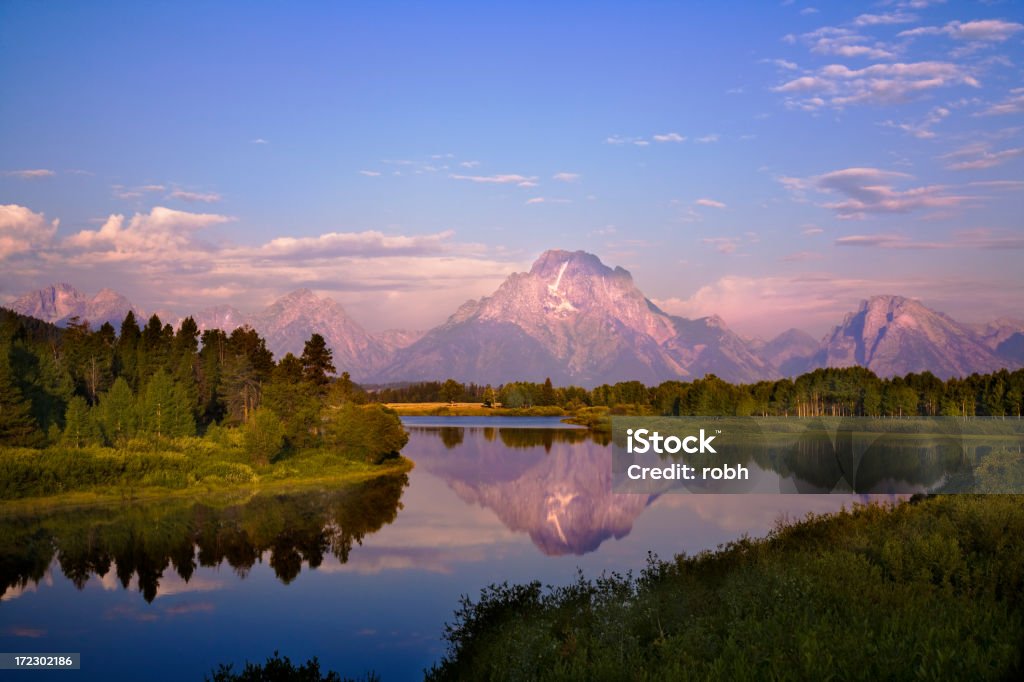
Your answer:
[9,251,1023,384]
[10,283,141,330]
[189,289,417,381]
[809,295,1012,379]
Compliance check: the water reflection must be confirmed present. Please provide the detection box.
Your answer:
[0,474,407,603]
[410,426,649,556]
[609,417,1024,494]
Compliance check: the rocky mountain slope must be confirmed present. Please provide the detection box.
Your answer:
[810,295,1009,380]
[749,328,820,377]
[373,250,772,386]
[10,283,140,329]
[191,289,397,380]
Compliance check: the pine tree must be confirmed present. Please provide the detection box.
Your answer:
[62,396,100,447]
[98,377,138,446]
[198,328,228,424]
[541,377,556,406]
[301,334,335,389]
[139,314,170,380]
[219,355,261,425]
[140,370,195,440]
[117,311,141,388]
[0,356,43,446]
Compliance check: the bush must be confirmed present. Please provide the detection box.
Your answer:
[324,404,408,464]
[242,408,286,466]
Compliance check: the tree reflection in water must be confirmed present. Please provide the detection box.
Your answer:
[0,474,408,603]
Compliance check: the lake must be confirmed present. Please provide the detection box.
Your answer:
[0,417,894,680]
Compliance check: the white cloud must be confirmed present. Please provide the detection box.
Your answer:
[763,58,799,70]
[525,197,571,205]
[978,88,1024,116]
[605,135,649,146]
[250,138,268,144]
[967,180,1024,190]
[781,167,973,219]
[775,61,979,111]
[900,19,1024,42]
[943,144,1024,171]
[459,160,481,168]
[244,229,457,259]
[835,233,947,249]
[695,134,720,143]
[449,173,538,187]
[552,172,581,182]
[0,204,59,259]
[836,229,1024,250]
[112,183,165,200]
[5,169,55,179]
[64,206,233,258]
[881,105,950,139]
[359,170,382,177]
[4,205,528,333]
[653,132,686,143]
[801,26,896,60]
[854,12,917,26]
[800,7,819,16]
[695,198,727,209]
[702,237,739,254]
[168,189,222,203]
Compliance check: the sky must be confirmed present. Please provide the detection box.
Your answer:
[1,0,1022,338]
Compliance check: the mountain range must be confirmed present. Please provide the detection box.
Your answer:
[7,249,1023,384]
[10,283,142,330]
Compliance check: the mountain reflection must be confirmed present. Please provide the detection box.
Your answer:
[410,427,648,556]
[0,474,407,603]
[408,422,1011,557]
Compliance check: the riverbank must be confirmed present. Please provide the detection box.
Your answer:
[386,402,568,417]
[0,440,414,514]
[427,494,1024,681]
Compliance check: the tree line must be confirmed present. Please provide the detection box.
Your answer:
[371,366,1024,418]
[0,307,397,460]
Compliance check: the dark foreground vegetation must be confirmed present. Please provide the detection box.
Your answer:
[426,495,1024,681]
[0,308,407,502]
[207,651,378,682]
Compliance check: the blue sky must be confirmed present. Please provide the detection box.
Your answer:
[1,0,1022,336]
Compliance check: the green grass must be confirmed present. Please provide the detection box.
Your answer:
[0,432,413,511]
[428,495,1024,681]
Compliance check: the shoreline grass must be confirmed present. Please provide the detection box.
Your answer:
[0,439,414,515]
[427,494,1024,681]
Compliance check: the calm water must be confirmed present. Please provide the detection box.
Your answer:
[0,417,891,681]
